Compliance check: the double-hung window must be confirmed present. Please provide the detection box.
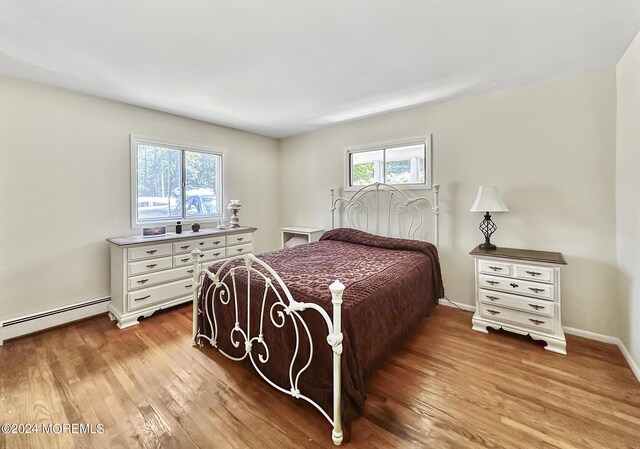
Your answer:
[345,135,432,190]
[131,135,225,226]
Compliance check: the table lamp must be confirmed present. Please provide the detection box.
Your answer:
[470,186,509,250]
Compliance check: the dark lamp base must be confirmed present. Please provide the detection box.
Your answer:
[479,242,497,250]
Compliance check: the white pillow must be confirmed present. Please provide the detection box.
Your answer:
[284,236,308,248]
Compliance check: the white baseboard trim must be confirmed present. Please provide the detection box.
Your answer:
[439,299,640,383]
[0,297,110,346]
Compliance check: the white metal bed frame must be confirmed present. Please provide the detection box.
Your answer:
[191,182,440,445]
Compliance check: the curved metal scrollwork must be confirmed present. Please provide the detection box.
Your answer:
[330,182,440,245]
[190,251,345,445]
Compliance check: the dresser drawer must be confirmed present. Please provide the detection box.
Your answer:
[128,278,193,311]
[478,259,512,277]
[479,304,554,333]
[479,274,554,300]
[129,265,194,290]
[479,289,553,317]
[226,243,253,257]
[174,248,226,267]
[173,237,225,254]
[128,257,172,276]
[227,233,252,246]
[128,243,172,261]
[514,264,553,284]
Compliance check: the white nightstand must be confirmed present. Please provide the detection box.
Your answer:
[470,245,567,355]
[280,227,325,248]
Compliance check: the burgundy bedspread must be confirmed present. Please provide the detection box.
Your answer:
[196,228,443,424]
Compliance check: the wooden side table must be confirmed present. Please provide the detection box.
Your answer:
[280,227,325,248]
[470,245,567,354]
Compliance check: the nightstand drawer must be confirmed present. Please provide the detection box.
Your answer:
[227,233,252,246]
[479,289,553,317]
[514,264,553,283]
[128,257,173,276]
[479,304,554,333]
[478,259,512,276]
[128,243,172,261]
[226,243,253,257]
[479,274,554,300]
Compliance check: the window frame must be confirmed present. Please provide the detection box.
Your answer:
[130,134,227,228]
[344,134,433,191]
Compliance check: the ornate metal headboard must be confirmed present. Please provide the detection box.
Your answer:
[330,182,440,246]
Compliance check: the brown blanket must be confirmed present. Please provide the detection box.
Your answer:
[196,228,443,424]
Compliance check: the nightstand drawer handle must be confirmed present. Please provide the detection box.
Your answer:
[486,295,499,301]
[528,304,544,310]
[486,309,501,315]
[510,283,519,288]
[137,279,149,284]
[486,280,499,285]
[525,270,542,276]
[181,258,190,262]
[135,295,150,301]
[146,264,157,269]
[181,245,190,250]
[529,287,545,293]
[529,319,545,325]
[237,237,244,242]
[488,266,503,271]
[146,250,157,254]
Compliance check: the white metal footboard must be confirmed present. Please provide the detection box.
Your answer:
[190,249,345,445]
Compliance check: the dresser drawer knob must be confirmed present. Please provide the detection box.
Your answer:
[187,269,194,274]
[146,264,157,269]
[137,279,149,284]
[488,266,503,271]
[181,258,190,262]
[214,241,221,245]
[135,295,151,301]
[510,283,519,288]
[237,237,244,242]
[237,248,243,252]
[185,284,192,288]
[213,252,221,256]
[525,270,542,276]
[486,280,499,285]
[486,309,500,315]
[199,242,205,246]
[528,304,544,310]
[181,245,190,250]
[146,250,157,254]
[529,287,545,293]
[529,319,545,325]
[486,295,499,301]
[199,254,205,258]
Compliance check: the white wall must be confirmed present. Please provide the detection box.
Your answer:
[616,32,640,370]
[279,68,619,336]
[0,75,280,322]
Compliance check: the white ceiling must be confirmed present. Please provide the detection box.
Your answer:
[1,1,639,138]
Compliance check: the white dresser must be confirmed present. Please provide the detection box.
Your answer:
[470,246,567,355]
[107,226,256,329]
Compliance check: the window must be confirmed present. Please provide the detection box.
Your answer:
[131,135,225,226]
[345,135,432,190]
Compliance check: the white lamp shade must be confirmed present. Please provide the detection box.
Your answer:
[469,186,509,212]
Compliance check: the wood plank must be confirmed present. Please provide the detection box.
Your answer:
[0,304,638,448]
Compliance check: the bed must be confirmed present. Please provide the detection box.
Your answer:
[190,182,443,445]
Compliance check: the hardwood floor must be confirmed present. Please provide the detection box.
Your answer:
[1,304,638,449]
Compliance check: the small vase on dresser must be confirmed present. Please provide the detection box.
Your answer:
[470,245,567,355]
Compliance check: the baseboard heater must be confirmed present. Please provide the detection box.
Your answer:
[1,297,110,345]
